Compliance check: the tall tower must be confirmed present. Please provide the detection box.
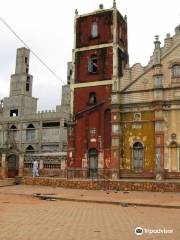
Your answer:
[68,3,128,178]
[3,48,37,118]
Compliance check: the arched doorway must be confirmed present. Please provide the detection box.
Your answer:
[88,149,98,178]
[7,154,19,178]
[132,142,144,170]
[170,142,179,171]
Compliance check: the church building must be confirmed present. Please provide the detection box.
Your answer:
[68,2,180,179]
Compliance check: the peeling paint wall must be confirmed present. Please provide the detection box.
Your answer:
[121,111,155,170]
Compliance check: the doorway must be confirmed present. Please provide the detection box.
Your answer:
[88,149,98,178]
[133,142,144,170]
[7,155,19,178]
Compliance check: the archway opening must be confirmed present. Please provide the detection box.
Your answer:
[88,148,98,178]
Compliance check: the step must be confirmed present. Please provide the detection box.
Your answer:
[0,178,16,187]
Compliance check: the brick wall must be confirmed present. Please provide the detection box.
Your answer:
[19,177,180,192]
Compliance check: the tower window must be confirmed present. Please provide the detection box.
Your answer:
[91,22,98,38]
[10,109,18,117]
[25,57,28,63]
[26,76,30,92]
[89,92,97,105]
[26,83,30,91]
[88,55,98,73]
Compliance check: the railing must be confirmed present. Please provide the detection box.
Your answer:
[66,168,119,180]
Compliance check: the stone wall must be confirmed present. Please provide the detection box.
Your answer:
[19,177,180,192]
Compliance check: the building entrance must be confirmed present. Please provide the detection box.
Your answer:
[7,154,19,178]
[133,142,144,170]
[88,149,98,178]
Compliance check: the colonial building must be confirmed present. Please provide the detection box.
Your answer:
[68,3,180,179]
[0,47,70,178]
[111,26,180,179]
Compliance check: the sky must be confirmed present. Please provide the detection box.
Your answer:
[0,0,179,110]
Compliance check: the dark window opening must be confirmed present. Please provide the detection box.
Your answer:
[26,68,29,73]
[89,92,97,105]
[25,57,28,63]
[10,125,17,130]
[64,122,68,128]
[42,122,60,128]
[88,55,98,73]
[27,124,35,129]
[26,145,34,152]
[10,109,18,117]
[26,76,30,92]
[26,83,30,91]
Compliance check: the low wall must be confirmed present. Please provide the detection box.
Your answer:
[18,177,180,192]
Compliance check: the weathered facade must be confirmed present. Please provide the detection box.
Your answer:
[67,3,128,178]
[68,3,180,179]
[111,26,180,179]
[0,47,70,178]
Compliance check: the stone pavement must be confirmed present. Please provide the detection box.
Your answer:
[0,186,180,240]
[0,184,180,208]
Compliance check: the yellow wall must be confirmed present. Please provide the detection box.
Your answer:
[121,111,155,170]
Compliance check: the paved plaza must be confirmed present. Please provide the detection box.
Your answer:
[0,185,180,240]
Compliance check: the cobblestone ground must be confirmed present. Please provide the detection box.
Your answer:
[0,193,179,240]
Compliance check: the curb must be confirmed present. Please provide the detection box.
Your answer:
[34,194,180,209]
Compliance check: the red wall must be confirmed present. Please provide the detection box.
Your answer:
[73,85,112,167]
[74,85,111,113]
[75,47,113,83]
[76,11,113,48]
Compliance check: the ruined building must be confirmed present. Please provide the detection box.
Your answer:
[0,47,70,178]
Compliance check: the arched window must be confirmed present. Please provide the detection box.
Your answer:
[89,92,97,105]
[169,142,178,171]
[132,142,144,170]
[10,125,17,130]
[88,55,98,73]
[172,65,180,78]
[27,124,35,129]
[9,125,17,139]
[91,21,98,38]
[26,124,35,141]
[26,145,34,152]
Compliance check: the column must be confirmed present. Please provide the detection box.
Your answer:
[1,153,7,178]
[18,154,24,177]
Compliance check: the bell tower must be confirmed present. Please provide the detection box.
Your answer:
[68,2,128,178]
